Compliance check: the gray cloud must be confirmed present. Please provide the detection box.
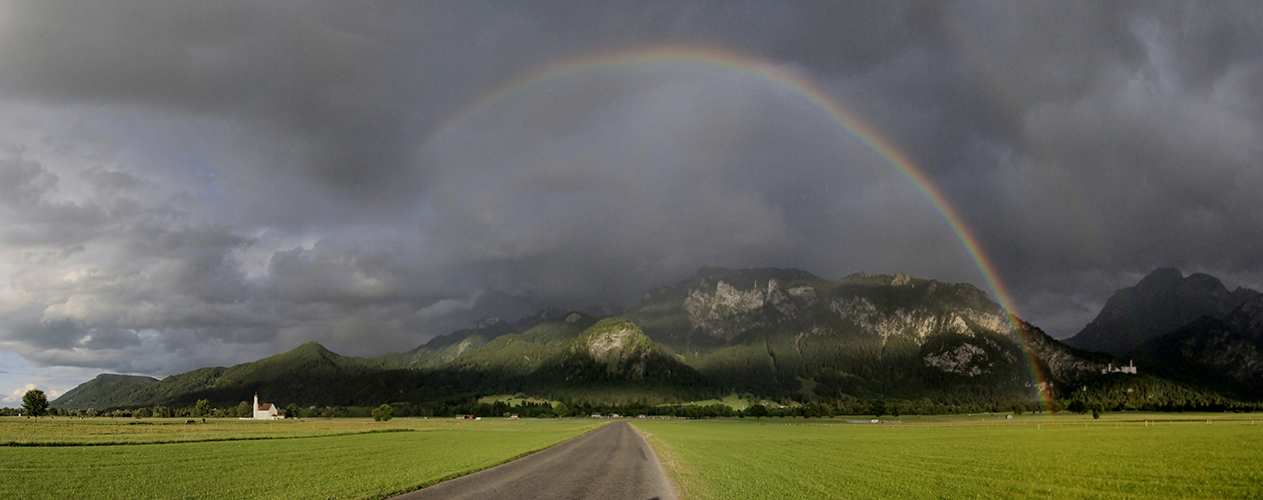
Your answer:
[0,1,1260,394]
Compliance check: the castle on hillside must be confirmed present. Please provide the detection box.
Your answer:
[1102,360,1138,375]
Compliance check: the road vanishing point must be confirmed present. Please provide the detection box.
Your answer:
[392,421,677,500]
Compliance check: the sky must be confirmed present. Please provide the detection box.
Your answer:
[1,1,1261,404]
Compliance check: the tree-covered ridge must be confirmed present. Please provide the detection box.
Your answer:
[52,374,159,410]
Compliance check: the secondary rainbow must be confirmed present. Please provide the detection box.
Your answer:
[418,45,1054,406]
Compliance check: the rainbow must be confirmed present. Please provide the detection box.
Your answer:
[418,45,1053,407]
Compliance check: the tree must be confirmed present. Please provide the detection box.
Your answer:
[870,399,888,418]
[552,402,569,418]
[747,404,768,420]
[235,401,250,418]
[22,389,48,417]
[195,399,212,418]
[286,404,299,419]
[372,404,393,422]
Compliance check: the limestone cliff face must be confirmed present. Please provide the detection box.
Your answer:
[830,297,1007,343]
[584,322,648,376]
[562,318,690,382]
[680,278,825,340]
[632,267,1107,397]
[673,270,1011,348]
[682,280,769,340]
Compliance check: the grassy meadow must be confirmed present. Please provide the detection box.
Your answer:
[634,413,1263,499]
[0,416,479,446]
[0,417,602,499]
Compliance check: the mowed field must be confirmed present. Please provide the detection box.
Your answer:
[634,413,1263,499]
[0,417,602,499]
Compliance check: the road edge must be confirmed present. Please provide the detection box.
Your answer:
[375,421,611,500]
[630,423,686,500]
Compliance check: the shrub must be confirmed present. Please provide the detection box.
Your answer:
[372,404,393,422]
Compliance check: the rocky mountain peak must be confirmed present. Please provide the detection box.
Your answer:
[1066,268,1260,356]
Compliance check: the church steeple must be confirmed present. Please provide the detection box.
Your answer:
[253,393,258,416]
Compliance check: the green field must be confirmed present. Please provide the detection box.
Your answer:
[0,417,490,446]
[634,413,1263,499]
[0,417,602,499]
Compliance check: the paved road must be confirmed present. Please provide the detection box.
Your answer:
[392,421,676,500]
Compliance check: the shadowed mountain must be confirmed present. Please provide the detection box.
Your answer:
[1065,268,1260,356]
[1131,296,1263,398]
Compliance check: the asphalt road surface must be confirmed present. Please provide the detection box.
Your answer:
[391,421,677,500]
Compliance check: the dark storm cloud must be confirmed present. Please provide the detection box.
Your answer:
[0,0,1261,391]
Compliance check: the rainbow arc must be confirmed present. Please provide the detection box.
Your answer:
[418,45,1053,407]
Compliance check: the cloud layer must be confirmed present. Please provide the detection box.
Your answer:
[0,1,1260,397]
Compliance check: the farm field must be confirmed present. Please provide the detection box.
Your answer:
[0,417,602,499]
[0,416,505,446]
[634,413,1263,499]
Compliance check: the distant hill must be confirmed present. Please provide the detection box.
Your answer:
[52,374,159,410]
[1065,268,1260,356]
[55,267,1236,411]
[1131,296,1263,398]
[51,342,406,409]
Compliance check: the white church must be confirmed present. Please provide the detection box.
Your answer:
[241,393,283,420]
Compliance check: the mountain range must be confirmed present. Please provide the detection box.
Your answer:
[52,267,1261,410]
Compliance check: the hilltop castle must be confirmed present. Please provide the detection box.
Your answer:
[1101,360,1138,375]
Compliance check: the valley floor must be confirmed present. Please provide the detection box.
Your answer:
[4,413,1261,499]
[634,413,1263,499]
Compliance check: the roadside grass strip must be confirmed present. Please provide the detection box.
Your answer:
[634,414,1263,499]
[0,418,602,499]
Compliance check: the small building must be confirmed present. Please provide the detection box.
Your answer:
[454,414,474,420]
[252,394,282,420]
[507,414,520,420]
